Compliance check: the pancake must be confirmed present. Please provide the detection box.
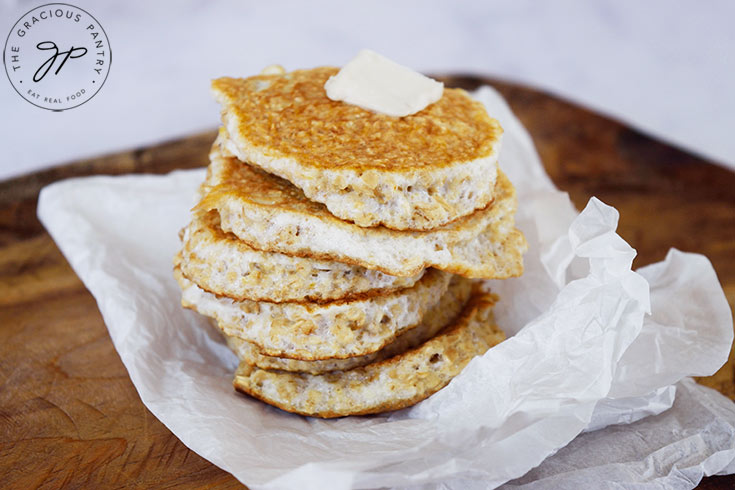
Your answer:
[211,67,503,230]
[232,290,504,418]
[175,266,452,360]
[197,137,526,279]
[226,275,474,374]
[179,210,422,303]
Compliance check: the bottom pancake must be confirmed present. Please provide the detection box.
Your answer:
[226,275,474,374]
[233,291,504,418]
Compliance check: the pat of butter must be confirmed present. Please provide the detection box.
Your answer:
[325,50,443,117]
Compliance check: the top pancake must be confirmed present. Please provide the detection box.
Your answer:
[211,67,503,230]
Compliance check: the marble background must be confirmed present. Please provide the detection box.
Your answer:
[1,0,734,180]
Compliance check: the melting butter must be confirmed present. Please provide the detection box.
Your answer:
[325,50,443,117]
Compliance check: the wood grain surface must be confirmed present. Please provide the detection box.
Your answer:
[1,75,733,489]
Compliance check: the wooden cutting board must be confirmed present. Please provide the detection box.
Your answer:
[0,75,733,489]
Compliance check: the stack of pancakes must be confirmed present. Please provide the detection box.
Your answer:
[174,67,527,418]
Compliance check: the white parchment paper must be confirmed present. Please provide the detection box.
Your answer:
[37,87,735,489]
